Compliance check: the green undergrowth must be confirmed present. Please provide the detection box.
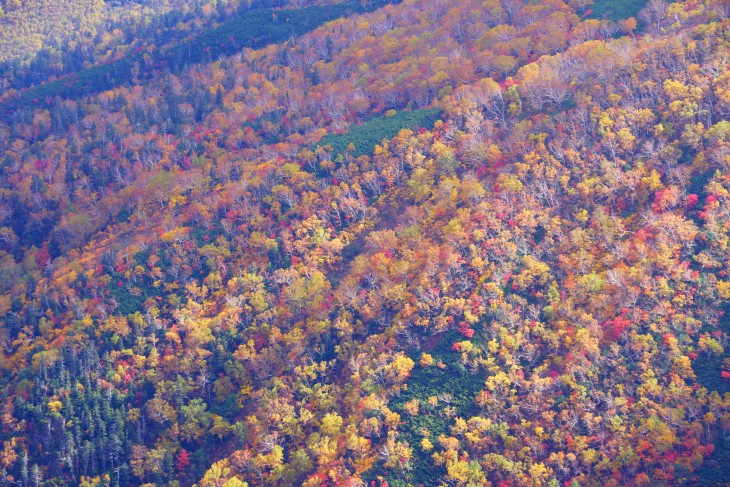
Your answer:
[587,0,648,21]
[366,331,485,486]
[688,305,730,486]
[318,108,441,159]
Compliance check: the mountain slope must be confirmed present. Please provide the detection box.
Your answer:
[0,0,729,486]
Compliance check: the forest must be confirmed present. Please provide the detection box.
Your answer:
[0,0,730,485]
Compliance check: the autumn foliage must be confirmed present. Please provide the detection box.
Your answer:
[0,0,730,486]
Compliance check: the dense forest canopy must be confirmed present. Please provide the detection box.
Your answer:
[1,0,730,486]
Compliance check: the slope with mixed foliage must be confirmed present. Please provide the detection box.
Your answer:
[1,0,729,486]
[0,0,240,81]
[0,0,381,111]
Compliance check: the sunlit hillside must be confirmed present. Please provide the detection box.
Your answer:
[0,0,729,485]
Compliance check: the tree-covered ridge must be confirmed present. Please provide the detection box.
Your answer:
[0,0,238,73]
[0,0,377,111]
[0,0,105,65]
[0,0,729,486]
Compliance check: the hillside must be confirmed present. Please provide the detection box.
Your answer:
[1,0,730,486]
[0,0,348,94]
